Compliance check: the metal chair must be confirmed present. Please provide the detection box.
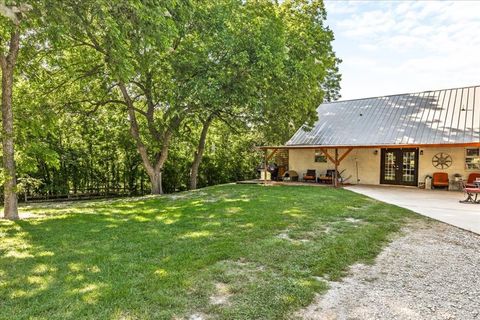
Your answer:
[459,180,480,204]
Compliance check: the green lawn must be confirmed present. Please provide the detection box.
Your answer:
[0,184,418,320]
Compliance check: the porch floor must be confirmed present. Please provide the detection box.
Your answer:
[237,180,331,187]
[345,185,480,235]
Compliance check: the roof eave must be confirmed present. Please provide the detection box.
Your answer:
[256,142,480,150]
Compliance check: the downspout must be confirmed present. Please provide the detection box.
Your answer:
[355,148,359,184]
[355,157,359,184]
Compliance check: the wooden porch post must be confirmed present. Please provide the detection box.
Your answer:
[334,148,339,188]
[264,148,268,185]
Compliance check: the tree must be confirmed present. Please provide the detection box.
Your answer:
[170,0,286,189]
[0,1,32,219]
[252,0,341,144]
[183,0,341,188]
[11,0,340,198]
[44,0,195,194]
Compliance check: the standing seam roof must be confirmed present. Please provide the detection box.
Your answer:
[286,85,480,146]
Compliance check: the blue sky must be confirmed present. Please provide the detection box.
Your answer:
[324,1,480,100]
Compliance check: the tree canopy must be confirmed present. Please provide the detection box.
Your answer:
[0,0,340,216]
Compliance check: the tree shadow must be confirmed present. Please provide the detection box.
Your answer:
[0,185,319,319]
[0,184,411,319]
[290,86,480,145]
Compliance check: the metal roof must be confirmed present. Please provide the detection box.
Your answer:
[286,85,480,147]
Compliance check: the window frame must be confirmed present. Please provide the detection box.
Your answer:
[314,150,327,163]
[465,147,480,171]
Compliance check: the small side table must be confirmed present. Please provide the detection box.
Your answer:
[451,179,463,191]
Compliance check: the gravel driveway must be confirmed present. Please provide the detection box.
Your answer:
[298,220,480,320]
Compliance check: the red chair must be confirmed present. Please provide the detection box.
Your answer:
[460,181,480,203]
[466,173,480,188]
[432,172,449,189]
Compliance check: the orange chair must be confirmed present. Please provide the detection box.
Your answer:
[466,172,480,188]
[432,172,449,189]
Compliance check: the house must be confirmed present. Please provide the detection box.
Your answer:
[260,85,480,189]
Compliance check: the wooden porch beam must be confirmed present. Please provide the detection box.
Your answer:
[263,149,268,185]
[319,148,336,164]
[266,148,278,162]
[320,147,354,166]
[334,148,339,188]
[337,147,354,164]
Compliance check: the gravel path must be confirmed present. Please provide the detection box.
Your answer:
[298,220,480,320]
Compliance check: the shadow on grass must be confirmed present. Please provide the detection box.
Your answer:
[0,184,416,319]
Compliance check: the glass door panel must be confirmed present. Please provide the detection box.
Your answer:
[402,151,416,183]
[384,151,397,182]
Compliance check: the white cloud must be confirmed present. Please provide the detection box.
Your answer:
[324,0,480,100]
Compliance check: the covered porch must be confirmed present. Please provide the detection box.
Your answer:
[259,142,480,190]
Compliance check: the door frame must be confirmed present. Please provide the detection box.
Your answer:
[380,148,419,186]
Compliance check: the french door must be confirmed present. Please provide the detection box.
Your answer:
[380,148,419,186]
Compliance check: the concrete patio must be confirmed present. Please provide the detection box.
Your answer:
[345,185,480,235]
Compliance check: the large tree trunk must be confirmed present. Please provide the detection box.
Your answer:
[118,82,175,195]
[0,28,20,220]
[2,65,18,219]
[189,115,213,190]
[149,171,163,194]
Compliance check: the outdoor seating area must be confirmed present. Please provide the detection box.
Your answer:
[460,173,480,204]
[295,169,344,185]
[318,169,339,184]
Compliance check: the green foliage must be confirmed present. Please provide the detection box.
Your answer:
[3,0,341,197]
[0,185,418,319]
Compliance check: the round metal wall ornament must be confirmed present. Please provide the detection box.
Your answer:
[432,153,452,169]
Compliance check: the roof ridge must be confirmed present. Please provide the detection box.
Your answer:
[327,84,480,104]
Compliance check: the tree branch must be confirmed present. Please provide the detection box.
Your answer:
[118,82,154,175]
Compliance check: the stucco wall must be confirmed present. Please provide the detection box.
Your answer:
[288,148,380,185]
[418,147,470,182]
[288,147,478,186]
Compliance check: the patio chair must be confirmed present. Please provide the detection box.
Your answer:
[318,170,336,184]
[303,169,316,182]
[460,181,480,204]
[465,172,480,188]
[432,172,449,189]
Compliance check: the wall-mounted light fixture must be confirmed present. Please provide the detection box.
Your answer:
[420,150,424,156]
[373,150,378,155]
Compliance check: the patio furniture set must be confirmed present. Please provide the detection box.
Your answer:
[274,169,343,185]
[456,172,480,204]
[299,169,344,184]
[274,168,480,204]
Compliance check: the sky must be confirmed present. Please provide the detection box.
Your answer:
[324,0,480,100]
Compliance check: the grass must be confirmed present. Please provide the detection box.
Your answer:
[0,184,419,320]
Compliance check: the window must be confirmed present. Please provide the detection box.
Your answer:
[465,148,480,170]
[314,150,327,163]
